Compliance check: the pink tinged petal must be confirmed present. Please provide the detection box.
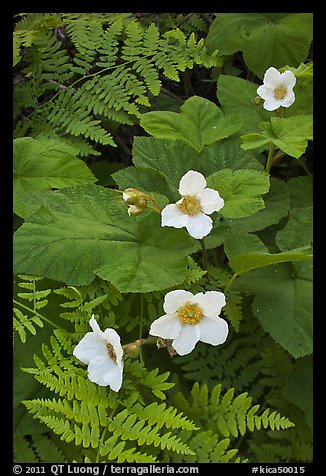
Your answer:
[161,204,188,228]
[262,97,282,111]
[172,325,200,356]
[199,188,224,214]
[73,332,107,364]
[280,91,295,108]
[149,314,182,339]
[178,170,206,196]
[263,67,281,89]
[193,291,226,318]
[103,328,124,362]
[185,213,213,239]
[123,192,131,201]
[198,316,229,346]
[163,289,194,314]
[281,70,296,89]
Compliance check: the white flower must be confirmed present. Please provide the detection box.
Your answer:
[257,67,296,111]
[73,315,123,391]
[161,170,224,239]
[149,289,228,356]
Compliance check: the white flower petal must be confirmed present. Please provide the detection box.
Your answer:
[280,91,295,108]
[281,70,296,89]
[73,332,107,364]
[161,204,188,228]
[262,97,282,111]
[163,289,194,313]
[185,213,213,239]
[149,314,182,339]
[199,188,224,215]
[257,85,274,100]
[263,67,281,89]
[193,291,226,318]
[103,328,124,362]
[198,316,229,345]
[172,325,200,355]
[88,355,123,391]
[89,315,105,339]
[178,170,206,196]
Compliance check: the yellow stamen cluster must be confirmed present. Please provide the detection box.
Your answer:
[274,85,287,100]
[106,343,117,362]
[178,303,204,325]
[177,195,202,216]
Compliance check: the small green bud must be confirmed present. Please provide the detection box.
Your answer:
[253,95,263,105]
[123,188,148,206]
[123,339,143,358]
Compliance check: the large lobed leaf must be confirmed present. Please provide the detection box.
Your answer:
[205,13,313,78]
[14,137,97,218]
[13,185,198,293]
[140,96,242,152]
[241,115,313,158]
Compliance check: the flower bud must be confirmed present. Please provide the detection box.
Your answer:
[123,340,143,358]
[253,95,263,105]
[123,188,148,207]
[127,205,144,216]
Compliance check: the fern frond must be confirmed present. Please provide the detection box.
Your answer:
[48,89,116,146]
[13,307,44,343]
[259,342,293,388]
[32,434,67,463]
[129,401,198,431]
[223,291,244,332]
[13,275,53,342]
[13,435,39,463]
[108,408,195,455]
[174,382,294,440]
[99,434,157,463]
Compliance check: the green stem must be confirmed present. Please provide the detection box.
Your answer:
[96,428,107,463]
[297,158,312,176]
[139,294,144,364]
[265,142,276,175]
[224,273,238,293]
[13,299,69,334]
[199,238,208,271]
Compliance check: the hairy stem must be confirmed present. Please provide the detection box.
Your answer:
[265,143,276,175]
[139,294,144,364]
[199,238,208,271]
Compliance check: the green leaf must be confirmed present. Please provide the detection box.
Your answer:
[282,356,313,430]
[132,137,262,201]
[140,96,242,152]
[276,207,313,252]
[226,178,290,233]
[234,263,312,358]
[14,137,96,218]
[241,115,313,158]
[13,185,198,293]
[279,63,313,117]
[112,166,171,201]
[217,75,272,134]
[224,232,312,275]
[287,175,313,208]
[206,14,313,78]
[206,169,270,218]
